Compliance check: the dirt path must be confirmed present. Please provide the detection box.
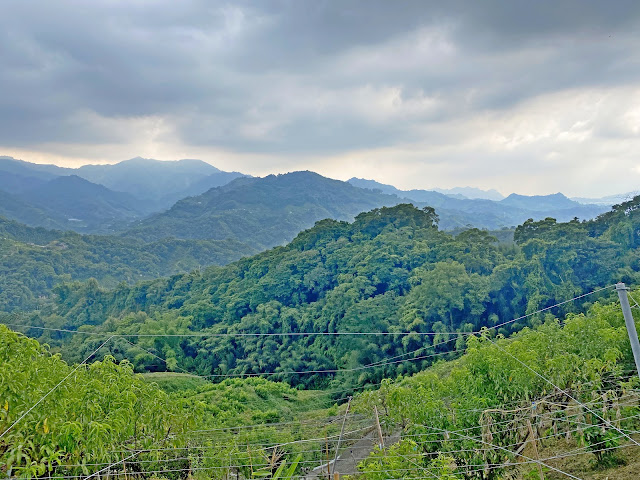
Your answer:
[302,430,400,479]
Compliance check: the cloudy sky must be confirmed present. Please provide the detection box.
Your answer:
[2,0,640,196]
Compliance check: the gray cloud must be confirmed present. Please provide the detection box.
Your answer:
[1,1,640,195]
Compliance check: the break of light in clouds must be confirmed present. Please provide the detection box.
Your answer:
[1,0,640,197]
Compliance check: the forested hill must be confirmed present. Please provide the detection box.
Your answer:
[23,198,640,388]
[0,217,256,311]
[122,171,609,249]
[0,156,246,232]
[75,157,246,208]
[122,171,405,247]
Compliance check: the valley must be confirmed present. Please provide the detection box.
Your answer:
[1,158,640,479]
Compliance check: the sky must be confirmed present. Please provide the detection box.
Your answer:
[2,0,640,197]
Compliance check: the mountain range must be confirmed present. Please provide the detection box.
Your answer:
[347,177,608,229]
[0,156,616,241]
[0,156,245,233]
[123,171,404,248]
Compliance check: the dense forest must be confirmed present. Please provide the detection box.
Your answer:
[9,196,640,391]
[0,217,255,311]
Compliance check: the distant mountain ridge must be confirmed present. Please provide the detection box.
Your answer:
[22,175,144,231]
[572,191,640,206]
[0,156,247,232]
[500,192,577,211]
[123,171,404,248]
[348,177,608,228]
[124,171,609,249]
[0,156,616,241]
[433,186,504,200]
[75,157,247,208]
[348,178,504,201]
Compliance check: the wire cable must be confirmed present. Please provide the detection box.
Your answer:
[0,335,114,440]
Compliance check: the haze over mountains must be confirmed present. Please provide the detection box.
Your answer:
[0,155,616,243]
[0,156,245,232]
[347,177,608,230]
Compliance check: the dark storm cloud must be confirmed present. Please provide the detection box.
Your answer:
[1,0,640,154]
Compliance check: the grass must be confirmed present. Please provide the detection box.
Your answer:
[141,371,209,393]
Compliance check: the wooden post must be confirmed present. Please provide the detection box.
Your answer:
[121,453,127,480]
[374,406,385,449]
[526,419,544,480]
[331,397,352,477]
[325,430,331,479]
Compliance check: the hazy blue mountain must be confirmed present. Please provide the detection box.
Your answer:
[433,186,504,201]
[76,157,246,208]
[0,156,610,240]
[348,178,504,202]
[123,171,405,248]
[17,175,146,233]
[125,172,608,248]
[348,177,487,205]
[0,156,74,179]
[22,175,143,231]
[0,189,66,230]
[347,177,405,196]
[500,192,577,211]
[348,177,608,228]
[1,154,246,205]
[0,171,50,194]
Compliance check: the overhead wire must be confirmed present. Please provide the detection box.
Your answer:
[1,282,616,340]
[486,336,640,448]
[0,335,114,440]
[0,283,630,477]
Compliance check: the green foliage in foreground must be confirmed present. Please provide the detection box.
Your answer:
[352,300,640,478]
[0,324,191,478]
[0,216,256,311]
[0,325,342,479]
[3,298,640,478]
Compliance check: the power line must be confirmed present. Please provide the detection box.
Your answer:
[422,423,584,480]
[0,335,114,440]
[1,283,615,339]
[486,336,640,448]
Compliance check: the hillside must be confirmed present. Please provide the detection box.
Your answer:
[3,198,640,479]
[5,295,640,479]
[123,171,405,248]
[0,325,340,479]
[20,175,148,231]
[76,156,247,208]
[18,197,639,391]
[0,216,256,311]
[350,300,640,479]
[0,156,611,239]
[0,156,247,231]
[0,189,67,230]
[348,177,609,227]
